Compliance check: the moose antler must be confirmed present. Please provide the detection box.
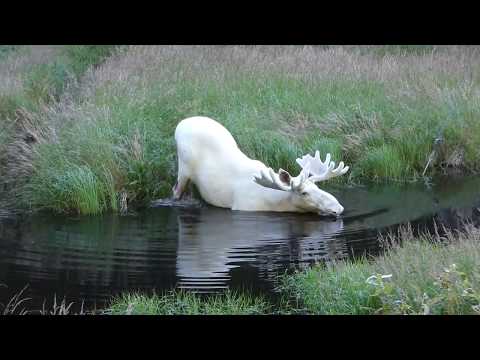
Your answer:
[296,151,349,182]
[253,164,311,192]
[253,151,348,192]
[253,168,289,191]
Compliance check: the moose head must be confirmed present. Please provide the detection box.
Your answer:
[253,151,349,216]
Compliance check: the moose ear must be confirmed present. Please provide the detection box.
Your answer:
[278,169,291,186]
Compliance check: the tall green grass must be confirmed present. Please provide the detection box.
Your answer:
[106,290,272,315]
[26,163,113,215]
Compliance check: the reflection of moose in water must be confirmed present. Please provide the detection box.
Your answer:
[174,207,346,290]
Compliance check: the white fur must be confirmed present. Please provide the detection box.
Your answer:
[173,116,346,216]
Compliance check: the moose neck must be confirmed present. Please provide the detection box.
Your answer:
[257,187,304,213]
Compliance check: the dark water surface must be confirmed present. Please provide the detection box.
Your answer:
[1,176,480,312]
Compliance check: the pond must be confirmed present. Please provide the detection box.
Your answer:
[1,176,479,312]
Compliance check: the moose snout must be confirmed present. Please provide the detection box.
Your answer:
[323,205,344,217]
[318,206,344,218]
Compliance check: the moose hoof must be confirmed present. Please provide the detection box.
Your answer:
[172,184,182,200]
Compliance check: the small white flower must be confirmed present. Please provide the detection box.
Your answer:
[125,302,134,315]
[366,273,393,285]
[462,288,474,296]
[366,275,378,285]
[445,264,457,273]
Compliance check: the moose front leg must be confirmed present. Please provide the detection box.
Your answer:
[172,176,190,200]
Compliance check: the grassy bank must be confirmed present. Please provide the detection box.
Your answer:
[280,224,480,315]
[102,224,480,315]
[0,45,119,210]
[1,45,480,215]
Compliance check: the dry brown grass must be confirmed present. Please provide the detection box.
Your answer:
[0,46,61,97]
[81,45,480,90]
[1,285,31,315]
[21,45,478,141]
[0,46,61,179]
[0,286,88,315]
[2,108,56,184]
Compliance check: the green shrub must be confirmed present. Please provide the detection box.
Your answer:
[62,45,119,77]
[0,45,18,60]
[23,62,70,104]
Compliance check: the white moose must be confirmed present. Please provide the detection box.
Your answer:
[173,116,349,216]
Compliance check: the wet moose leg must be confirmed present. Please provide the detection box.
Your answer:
[172,171,190,200]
